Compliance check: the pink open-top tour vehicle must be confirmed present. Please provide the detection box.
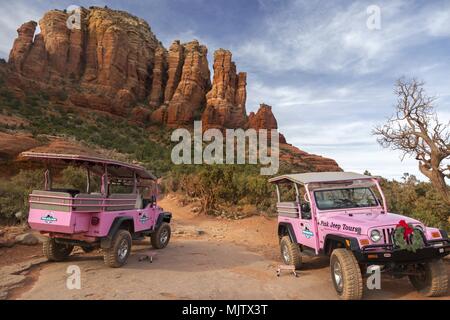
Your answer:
[22,152,172,268]
[270,172,449,299]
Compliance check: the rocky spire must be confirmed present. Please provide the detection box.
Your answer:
[202,49,247,130]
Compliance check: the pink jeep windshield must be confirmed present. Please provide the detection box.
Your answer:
[314,187,378,210]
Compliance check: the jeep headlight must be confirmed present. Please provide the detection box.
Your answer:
[370,229,381,242]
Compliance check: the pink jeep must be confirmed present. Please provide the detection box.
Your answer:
[22,152,172,268]
[270,172,449,299]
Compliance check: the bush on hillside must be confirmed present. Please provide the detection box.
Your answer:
[0,170,43,223]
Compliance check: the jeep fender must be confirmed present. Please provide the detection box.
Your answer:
[100,216,134,249]
[324,234,360,255]
[278,222,297,244]
[154,212,172,230]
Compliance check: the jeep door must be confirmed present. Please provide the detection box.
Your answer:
[295,184,317,251]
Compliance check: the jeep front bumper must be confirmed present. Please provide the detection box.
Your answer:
[354,239,450,264]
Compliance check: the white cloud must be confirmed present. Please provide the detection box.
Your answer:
[245,76,450,180]
[236,1,450,180]
[235,1,450,75]
[426,9,450,37]
[246,78,387,113]
[0,2,43,58]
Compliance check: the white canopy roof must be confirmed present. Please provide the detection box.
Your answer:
[269,172,374,185]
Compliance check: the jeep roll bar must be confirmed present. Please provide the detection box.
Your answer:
[20,152,158,197]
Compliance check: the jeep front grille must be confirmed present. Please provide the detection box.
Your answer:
[381,227,395,244]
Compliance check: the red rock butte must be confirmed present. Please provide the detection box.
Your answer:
[3,6,340,171]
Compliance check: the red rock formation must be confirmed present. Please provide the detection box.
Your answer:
[166,40,211,127]
[151,105,168,124]
[8,7,164,115]
[280,144,341,172]
[131,106,152,124]
[279,133,287,144]
[202,49,247,130]
[4,7,342,172]
[164,40,184,104]
[0,132,41,160]
[148,47,168,107]
[39,11,72,78]
[21,34,48,77]
[8,21,37,72]
[247,103,278,130]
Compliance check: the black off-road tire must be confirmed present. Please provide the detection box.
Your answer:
[151,222,171,249]
[330,249,363,300]
[103,229,132,268]
[43,238,73,262]
[280,236,302,269]
[409,259,448,297]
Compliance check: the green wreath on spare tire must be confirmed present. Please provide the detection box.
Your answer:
[393,226,424,252]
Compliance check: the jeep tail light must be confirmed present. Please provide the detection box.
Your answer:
[91,217,100,225]
[431,231,441,238]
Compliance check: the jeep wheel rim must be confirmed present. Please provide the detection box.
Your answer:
[160,229,169,245]
[118,239,129,260]
[333,261,343,291]
[282,244,290,264]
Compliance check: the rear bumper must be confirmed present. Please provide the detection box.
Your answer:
[28,209,90,234]
[354,239,450,264]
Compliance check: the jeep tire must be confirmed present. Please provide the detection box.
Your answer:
[43,238,73,262]
[280,236,302,269]
[103,229,132,268]
[151,222,171,249]
[330,249,363,300]
[409,259,448,297]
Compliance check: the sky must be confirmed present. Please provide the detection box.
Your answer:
[0,0,449,180]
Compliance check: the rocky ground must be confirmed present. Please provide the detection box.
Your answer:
[0,195,449,300]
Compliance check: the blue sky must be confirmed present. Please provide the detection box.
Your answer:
[0,0,449,180]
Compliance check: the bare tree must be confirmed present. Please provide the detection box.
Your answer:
[374,78,450,205]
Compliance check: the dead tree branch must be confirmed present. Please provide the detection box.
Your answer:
[374,78,450,205]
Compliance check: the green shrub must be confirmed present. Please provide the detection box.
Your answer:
[0,170,43,223]
[55,166,100,192]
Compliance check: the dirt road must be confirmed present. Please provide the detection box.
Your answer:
[2,196,449,300]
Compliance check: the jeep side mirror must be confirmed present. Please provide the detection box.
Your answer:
[301,203,311,213]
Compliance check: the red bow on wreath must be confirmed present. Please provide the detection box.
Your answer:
[396,220,413,240]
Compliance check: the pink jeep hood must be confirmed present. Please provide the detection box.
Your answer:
[319,210,422,235]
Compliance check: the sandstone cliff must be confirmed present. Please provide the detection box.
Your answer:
[165,40,211,127]
[247,103,277,131]
[9,7,164,115]
[202,49,247,130]
[4,6,341,172]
